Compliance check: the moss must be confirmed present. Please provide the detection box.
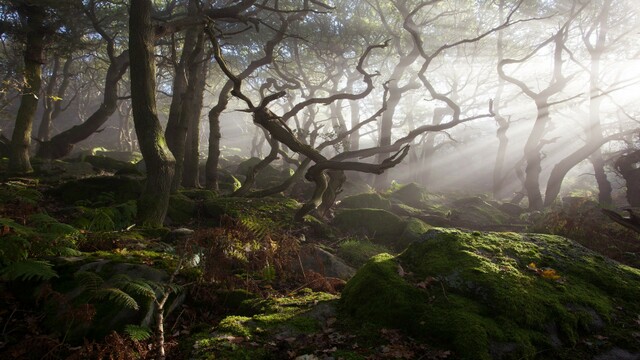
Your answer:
[83,155,138,173]
[204,197,299,231]
[339,192,391,210]
[181,189,218,201]
[341,228,640,360]
[337,238,391,268]
[50,176,142,205]
[215,290,337,340]
[448,196,509,226]
[218,316,253,337]
[167,193,197,224]
[332,208,407,239]
[396,218,431,251]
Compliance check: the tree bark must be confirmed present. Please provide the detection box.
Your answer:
[586,0,614,205]
[130,0,175,227]
[9,4,47,174]
[182,55,207,188]
[165,0,203,192]
[35,50,129,159]
[615,150,640,207]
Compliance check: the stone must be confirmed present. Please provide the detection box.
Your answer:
[298,244,356,280]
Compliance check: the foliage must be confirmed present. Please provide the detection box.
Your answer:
[189,215,301,289]
[124,324,153,341]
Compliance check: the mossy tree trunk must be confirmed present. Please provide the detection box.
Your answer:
[9,3,47,174]
[130,0,175,227]
[182,53,208,188]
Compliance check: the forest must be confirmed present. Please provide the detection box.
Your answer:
[1,0,640,359]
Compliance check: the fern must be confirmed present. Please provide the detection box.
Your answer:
[95,287,139,310]
[124,324,152,341]
[1,259,58,281]
[75,271,105,293]
[111,276,156,300]
[28,213,79,238]
[239,215,270,240]
[88,209,116,232]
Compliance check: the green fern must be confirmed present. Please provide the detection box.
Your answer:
[110,275,156,299]
[239,215,270,240]
[28,213,79,238]
[88,209,116,232]
[124,324,152,341]
[75,271,105,293]
[1,259,58,281]
[95,287,140,310]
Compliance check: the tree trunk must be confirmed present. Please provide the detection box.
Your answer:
[35,51,129,159]
[130,0,175,227]
[615,150,640,207]
[374,89,401,189]
[182,58,207,188]
[205,81,232,191]
[348,98,360,151]
[9,4,46,174]
[587,0,613,205]
[523,100,549,210]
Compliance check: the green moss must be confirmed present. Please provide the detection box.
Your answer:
[50,176,142,205]
[167,193,197,224]
[337,238,391,268]
[204,197,299,231]
[218,316,253,337]
[339,192,391,210]
[215,290,337,340]
[448,197,509,226]
[396,218,431,251]
[341,254,428,332]
[332,208,407,239]
[341,228,640,359]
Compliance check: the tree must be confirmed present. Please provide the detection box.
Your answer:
[129,0,175,227]
[8,1,49,173]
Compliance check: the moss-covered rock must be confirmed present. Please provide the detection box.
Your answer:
[167,193,197,224]
[341,228,640,360]
[83,155,139,173]
[396,218,431,250]
[191,290,337,359]
[332,208,407,241]
[338,192,391,210]
[204,197,299,231]
[50,176,142,205]
[448,196,510,228]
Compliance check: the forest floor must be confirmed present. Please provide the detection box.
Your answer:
[1,154,640,359]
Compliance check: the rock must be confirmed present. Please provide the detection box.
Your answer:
[298,244,356,280]
[167,193,197,224]
[341,228,640,360]
[594,348,639,360]
[164,227,194,244]
[389,182,429,208]
[49,176,142,205]
[396,218,431,251]
[332,208,407,239]
[448,196,509,228]
[338,192,391,210]
[497,202,524,217]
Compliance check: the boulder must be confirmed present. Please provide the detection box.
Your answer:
[332,208,407,239]
[338,192,391,210]
[448,196,509,228]
[297,244,356,280]
[341,228,640,360]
